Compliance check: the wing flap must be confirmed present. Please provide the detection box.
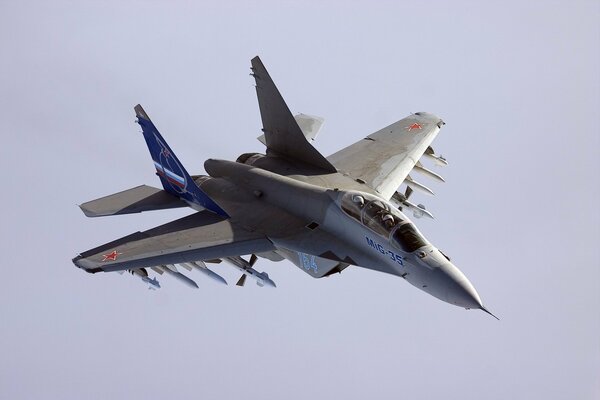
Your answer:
[73,211,275,273]
[327,112,444,199]
[79,185,187,217]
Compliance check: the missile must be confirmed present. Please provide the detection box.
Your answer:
[223,256,276,288]
[141,276,161,290]
[183,262,228,285]
[413,162,445,183]
[150,266,164,275]
[391,191,434,219]
[423,146,448,166]
[239,268,275,288]
[423,151,448,166]
[160,265,199,289]
[404,175,434,196]
[179,263,193,271]
[129,268,161,289]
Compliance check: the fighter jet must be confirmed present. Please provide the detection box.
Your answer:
[73,56,496,318]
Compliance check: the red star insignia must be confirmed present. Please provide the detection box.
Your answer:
[102,250,121,262]
[406,123,422,131]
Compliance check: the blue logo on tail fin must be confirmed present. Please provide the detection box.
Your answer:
[134,105,228,217]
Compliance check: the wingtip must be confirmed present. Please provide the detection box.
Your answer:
[78,204,96,218]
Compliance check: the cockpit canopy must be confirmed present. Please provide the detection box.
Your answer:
[339,192,429,253]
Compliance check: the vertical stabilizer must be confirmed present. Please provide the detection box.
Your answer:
[134,105,228,217]
[251,56,336,172]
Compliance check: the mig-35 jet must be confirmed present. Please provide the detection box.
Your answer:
[73,56,496,317]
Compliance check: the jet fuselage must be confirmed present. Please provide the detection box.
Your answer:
[201,158,483,309]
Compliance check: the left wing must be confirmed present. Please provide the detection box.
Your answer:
[72,210,275,273]
[327,112,445,199]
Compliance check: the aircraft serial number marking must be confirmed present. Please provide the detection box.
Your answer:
[298,252,318,273]
[365,236,404,266]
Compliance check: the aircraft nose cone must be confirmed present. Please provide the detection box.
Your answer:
[439,262,482,309]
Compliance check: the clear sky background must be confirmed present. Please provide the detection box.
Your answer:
[1,1,598,399]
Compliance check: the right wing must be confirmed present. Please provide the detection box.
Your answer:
[327,112,445,200]
[72,210,275,273]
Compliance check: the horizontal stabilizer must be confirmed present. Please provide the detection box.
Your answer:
[257,113,324,145]
[294,113,324,141]
[79,185,187,217]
